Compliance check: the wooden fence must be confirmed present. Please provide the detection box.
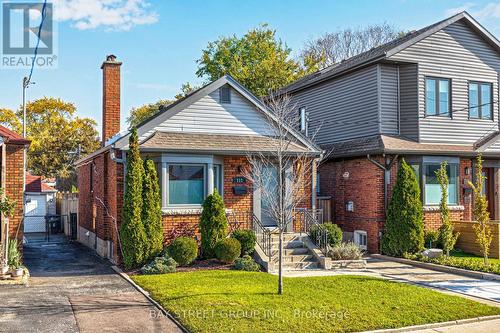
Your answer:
[452,221,500,259]
[317,196,332,223]
[56,192,78,238]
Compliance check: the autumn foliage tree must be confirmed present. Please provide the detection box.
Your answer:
[1,98,100,190]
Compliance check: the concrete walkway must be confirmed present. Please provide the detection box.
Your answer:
[0,237,182,333]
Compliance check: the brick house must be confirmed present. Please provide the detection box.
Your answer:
[281,12,500,253]
[75,55,321,264]
[0,125,30,254]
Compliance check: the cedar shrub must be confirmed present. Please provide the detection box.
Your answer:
[381,158,424,257]
[120,128,147,269]
[199,189,228,258]
[142,159,164,260]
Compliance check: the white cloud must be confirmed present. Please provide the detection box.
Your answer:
[474,2,500,19]
[445,2,500,19]
[444,2,475,16]
[52,0,158,31]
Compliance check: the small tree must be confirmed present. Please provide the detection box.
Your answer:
[142,159,164,260]
[435,161,459,256]
[381,159,424,256]
[120,128,147,269]
[468,155,493,264]
[199,189,228,258]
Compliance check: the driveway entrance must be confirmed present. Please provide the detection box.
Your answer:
[0,239,182,333]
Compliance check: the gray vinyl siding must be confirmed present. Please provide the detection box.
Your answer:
[291,65,379,145]
[152,86,274,136]
[389,20,500,145]
[380,64,400,135]
[399,63,419,140]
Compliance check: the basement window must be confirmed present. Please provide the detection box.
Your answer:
[354,230,367,251]
[219,85,231,104]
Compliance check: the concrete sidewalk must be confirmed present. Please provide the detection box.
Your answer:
[0,239,182,333]
[406,318,500,332]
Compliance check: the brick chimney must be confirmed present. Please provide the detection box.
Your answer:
[101,54,122,145]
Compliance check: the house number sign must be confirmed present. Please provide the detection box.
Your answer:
[232,176,247,183]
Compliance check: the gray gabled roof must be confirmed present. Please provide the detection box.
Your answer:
[113,74,321,153]
[280,11,500,94]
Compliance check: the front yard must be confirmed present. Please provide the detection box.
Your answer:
[405,250,500,275]
[132,270,500,333]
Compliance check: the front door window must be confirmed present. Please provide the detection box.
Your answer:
[261,165,279,227]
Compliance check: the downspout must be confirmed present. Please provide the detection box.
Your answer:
[0,140,6,264]
[366,154,398,214]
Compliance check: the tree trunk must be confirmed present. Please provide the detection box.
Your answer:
[278,229,283,295]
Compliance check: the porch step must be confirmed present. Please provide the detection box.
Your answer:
[283,247,309,255]
[283,261,319,270]
[270,240,304,249]
[272,254,313,263]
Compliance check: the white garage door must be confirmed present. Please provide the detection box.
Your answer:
[24,195,47,233]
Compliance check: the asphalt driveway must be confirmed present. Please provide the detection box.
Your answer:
[0,237,182,333]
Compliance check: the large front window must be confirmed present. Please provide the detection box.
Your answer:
[168,165,205,205]
[423,162,459,205]
[425,77,451,116]
[156,155,224,209]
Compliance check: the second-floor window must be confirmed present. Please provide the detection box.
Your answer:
[426,77,451,117]
[469,82,493,120]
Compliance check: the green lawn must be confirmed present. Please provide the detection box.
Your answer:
[132,270,500,333]
[406,250,500,275]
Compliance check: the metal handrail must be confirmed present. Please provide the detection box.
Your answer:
[227,210,272,259]
[294,208,328,255]
[251,213,272,259]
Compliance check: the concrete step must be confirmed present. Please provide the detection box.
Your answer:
[283,261,319,270]
[270,234,305,242]
[270,240,305,249]
[272,254,314,263]
[283,247,310,255]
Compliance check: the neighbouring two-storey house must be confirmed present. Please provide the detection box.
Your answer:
[75,56,321,266]
[281,12,500,253]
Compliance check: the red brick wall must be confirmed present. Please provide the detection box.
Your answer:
[77,150,123,260]
[319,157,387,253]
[102,60,121,145]
[3,144,25,243]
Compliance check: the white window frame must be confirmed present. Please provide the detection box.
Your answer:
[353,230,367,250]
[155,154,224,211]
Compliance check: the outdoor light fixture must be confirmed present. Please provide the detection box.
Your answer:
[346,201,354,212]
[465,167,470,175]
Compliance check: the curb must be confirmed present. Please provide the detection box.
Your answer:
[111,266,190,333]
[371,254,500,281]
[361,314,500,332]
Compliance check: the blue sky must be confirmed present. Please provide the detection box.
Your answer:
[1,0,499,135]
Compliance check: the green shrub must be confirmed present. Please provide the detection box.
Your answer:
[120,128,148,269]
[142,159,163,260]
[231,230,256,255]
[381,159,424,257]
[215,238,241,263]
[169,237,198,266]
[328,242,363,260]
[310,222,342,248]
[403,252,500,275]
[424,230,440,248]
[234,255,260,271]
[199,189,228,258]
[8,239,22,268]
[140,254,177,275]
